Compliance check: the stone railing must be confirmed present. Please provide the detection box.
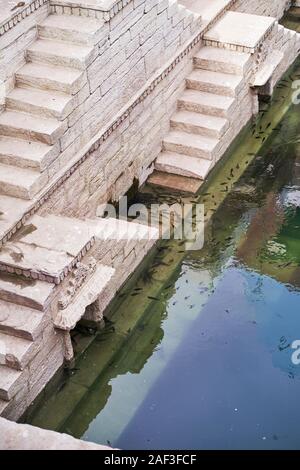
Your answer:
[0,0,135,36]
[0,0,48,36]
[51,0,133,21]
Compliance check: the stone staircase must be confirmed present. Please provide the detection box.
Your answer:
[0,13,104,202]
[0,213,158,420]
[154,45,251,182]
[0,270,57,417]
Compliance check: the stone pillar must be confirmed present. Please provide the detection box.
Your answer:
[63,331,74,364]
[83,298,105,329]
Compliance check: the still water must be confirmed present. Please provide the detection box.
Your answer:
[26,14,300,450]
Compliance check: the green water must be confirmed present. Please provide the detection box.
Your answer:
[280,6,300,32]
[26,14,300,450]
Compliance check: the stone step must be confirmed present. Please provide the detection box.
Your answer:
[194,46,251,74]
[0,195,31,246]
[147,170,203,194]
[6,86,74,121]
[0,272,54,311]
[0,136,59,172]
[27,39,95,70]
[186,69,243,97]
[0,364,23,401]
[16,62,86,95]
[178,0,234,24]
[155,151,212,179]
[0,331,36,371]
[0,163,47,200]
[38,13,105,45]
[86,217,158,244]
[0,110,66,146]
[178,89,235,118]
[0,242,74,284]
[0,300,44,341]
[0,215,96,284]
[163,130,218,160]
[26,214,95,256]
[170,110,228,138]
[203,11,276,54]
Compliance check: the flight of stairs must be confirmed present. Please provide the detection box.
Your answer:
[0,13,104,202]
[0,268,57,418]
[0,213,158,419]
[154,45,251,182]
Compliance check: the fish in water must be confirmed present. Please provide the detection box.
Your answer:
[118,292,127,298]
[147,296,160,301]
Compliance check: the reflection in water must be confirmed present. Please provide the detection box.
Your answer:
[26,12,300,450]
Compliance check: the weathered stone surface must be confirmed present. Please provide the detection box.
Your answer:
[163,129,217,160]
[54,264,115,330]
[27,39,96,70]
[179,0,232,25]
[38,13,105,46]
[251,50,284,87]
[148,170,203,193]
[194,46,251,75]
[0,416,112,450]
[0,163,48,200]
[156,151,212,179]
[0,214,97,283]
[0,110,67,146]
[171,110,228,138]
[0,195,31,241]
[178,89,235,118]
[0,300,45,340]
[6,87,74,121]
[23,215,95,257]
[0,242,73,281]
[0,136,60,171]
[186,69,243,97]
[0,364,25,401]
[88,217,159,242]
[204,11,276,50]
[0,272,54,311]
[0,332,36,371]
[16,63,86,95]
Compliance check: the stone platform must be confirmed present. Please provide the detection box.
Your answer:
[0,416,112,449]
[204,11,276,52]
[179,0,234,27]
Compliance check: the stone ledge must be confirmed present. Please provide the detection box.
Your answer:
[0,416,112,449]
[204,11,276,54]
[0,0,49,36]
